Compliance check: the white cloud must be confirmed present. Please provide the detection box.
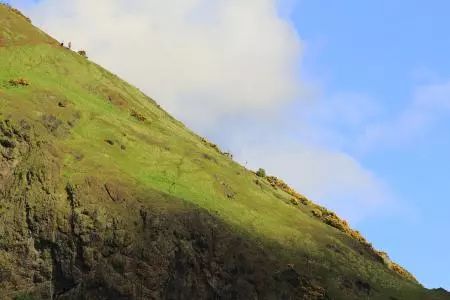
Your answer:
[21,0,303,127]
[14,0,399,223]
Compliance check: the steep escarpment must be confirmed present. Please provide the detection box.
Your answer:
[0,142,325,299]
[0,120,329,299]
[0,4,449,300]
[0,118,366,299]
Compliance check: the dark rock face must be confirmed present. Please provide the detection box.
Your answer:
[0,120,31,186]
[0,123,325,300]
[3,187,325,299]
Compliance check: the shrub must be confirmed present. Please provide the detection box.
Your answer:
[256,168,266,177]
[391,263,418,282]
[130,110,146,122]
[8,78,29,87]
[323,215,347,231]
[299,197,310,206]
[224,152,233,159]
[257,170,412,279]
[376,251,393,267]
[311,209,322,218]
[78,50,88,58]
[290,198,299,206]
[266,176,311,203]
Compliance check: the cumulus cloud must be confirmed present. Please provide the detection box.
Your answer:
[13,0,400,223]
[19,0,303,127]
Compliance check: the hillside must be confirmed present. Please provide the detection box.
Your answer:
[0,4,448,300]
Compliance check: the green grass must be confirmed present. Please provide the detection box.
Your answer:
[1,5,448,299]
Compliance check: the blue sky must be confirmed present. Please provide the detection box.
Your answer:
[9,0,449,290]
[291,0,450,289]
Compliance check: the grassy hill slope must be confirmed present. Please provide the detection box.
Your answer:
[0,4,448,299]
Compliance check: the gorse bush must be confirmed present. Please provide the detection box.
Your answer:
[260,171,418,281]
[130,109,146,122]
[256,168,266,178]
